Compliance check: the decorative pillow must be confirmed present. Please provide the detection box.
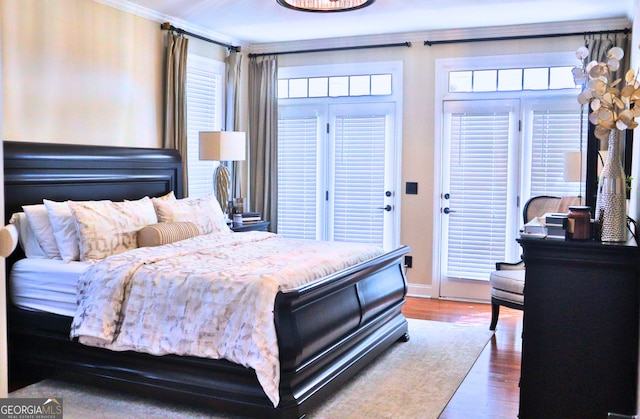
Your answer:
[0,224,18,258]
[9,212,47,259]
[138,222,201,247]
[152,191,176,201]
[124,196,160,225]
[22,204,61,259]
[69,197,158,262]
[43,199,85,262]
[153,195,229,235]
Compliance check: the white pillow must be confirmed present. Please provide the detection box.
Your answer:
[22,204,61,259]
[9,212,47,259]
[69,197,158,261]
[153,195,229,235]
[43,199,82,262]
[124,196,159,226]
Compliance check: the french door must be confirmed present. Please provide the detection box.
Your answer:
[438,97,586,300]
[278,102,399,250]
[438,99,521,300]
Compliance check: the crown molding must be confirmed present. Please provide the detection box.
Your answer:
[629,0,639,22]
[92,0,248,49]
[246,17,631,54]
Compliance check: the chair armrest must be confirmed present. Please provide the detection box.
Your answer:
[495,260,525,270]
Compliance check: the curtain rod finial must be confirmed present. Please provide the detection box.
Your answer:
[161,22,171,31]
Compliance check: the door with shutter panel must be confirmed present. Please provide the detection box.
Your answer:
[439,100,521,300]
[278,102,398,250]
[328,103,396,249]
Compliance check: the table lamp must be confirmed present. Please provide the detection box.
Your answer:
[199,131,246,216]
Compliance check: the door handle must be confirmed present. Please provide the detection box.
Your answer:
[377,205,392,212]
[443,207,456,214]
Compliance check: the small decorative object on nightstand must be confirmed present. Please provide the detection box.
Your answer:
[231,221,270,232]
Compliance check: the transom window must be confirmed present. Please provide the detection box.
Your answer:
[278,73,392,99]
[449,66,577,93]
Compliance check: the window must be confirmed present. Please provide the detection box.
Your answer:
[185,54,225,197]
[527,105,588,198]
[278,73,393,99]
[449,65,578,93]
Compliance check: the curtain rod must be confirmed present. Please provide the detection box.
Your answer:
[161,22,241,52]
[249,41,411,58]
[424,28,631,46]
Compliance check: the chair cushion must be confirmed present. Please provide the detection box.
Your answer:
[491,288,524,305]
[490,269,525,294]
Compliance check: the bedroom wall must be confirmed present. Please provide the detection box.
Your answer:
[0,0,165,147]
[0,0,631,297]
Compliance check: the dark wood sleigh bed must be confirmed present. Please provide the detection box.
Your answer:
[3,141,410,418]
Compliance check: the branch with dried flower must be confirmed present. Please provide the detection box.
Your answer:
[572,46,640,141]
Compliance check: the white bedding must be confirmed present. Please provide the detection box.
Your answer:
[69,231,384,407]
[9,258,90,317]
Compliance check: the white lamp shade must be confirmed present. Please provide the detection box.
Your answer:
[563,151,585,182]
[564,150,611,182]
[199,131,246,161]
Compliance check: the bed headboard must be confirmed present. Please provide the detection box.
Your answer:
[3,141,183,225]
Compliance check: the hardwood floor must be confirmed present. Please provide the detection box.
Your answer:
[402,297,523,419]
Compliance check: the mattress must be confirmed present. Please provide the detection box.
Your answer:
[9,258,89,317]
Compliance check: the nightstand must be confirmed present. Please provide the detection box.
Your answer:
[230,221,270,232]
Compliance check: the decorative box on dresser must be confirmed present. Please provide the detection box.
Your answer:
[517,237,639,419]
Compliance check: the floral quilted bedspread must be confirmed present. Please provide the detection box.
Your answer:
[70,231,383,406]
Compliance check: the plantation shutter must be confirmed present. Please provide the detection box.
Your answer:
[529,106,586,198]
[277,115,319,239]
[332,114,386,246]
[185,55,223,198]
[445,107,511,280]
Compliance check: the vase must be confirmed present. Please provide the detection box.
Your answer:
[595,129,627,242]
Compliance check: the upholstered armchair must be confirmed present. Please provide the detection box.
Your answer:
[489,195,581,331]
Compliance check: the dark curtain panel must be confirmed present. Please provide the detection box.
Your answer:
[226,50,243,201]
[163,32,189,196]
[583,32,630,212]
[248,55,278,230]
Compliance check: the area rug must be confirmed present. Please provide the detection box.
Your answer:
[9,318,494,418]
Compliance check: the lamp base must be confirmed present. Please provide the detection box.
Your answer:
[214,165,231,213]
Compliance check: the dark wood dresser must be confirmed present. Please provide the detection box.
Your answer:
[518,237,639,418]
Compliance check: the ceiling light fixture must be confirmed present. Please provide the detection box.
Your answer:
[276,0,375,13]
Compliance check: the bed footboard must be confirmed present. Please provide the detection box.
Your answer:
[274,245,410,417]
[8,246,409,419]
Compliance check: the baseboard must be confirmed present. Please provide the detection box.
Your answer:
[406,283,432,299]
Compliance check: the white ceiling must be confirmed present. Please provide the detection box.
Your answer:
[100,0,635,48]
